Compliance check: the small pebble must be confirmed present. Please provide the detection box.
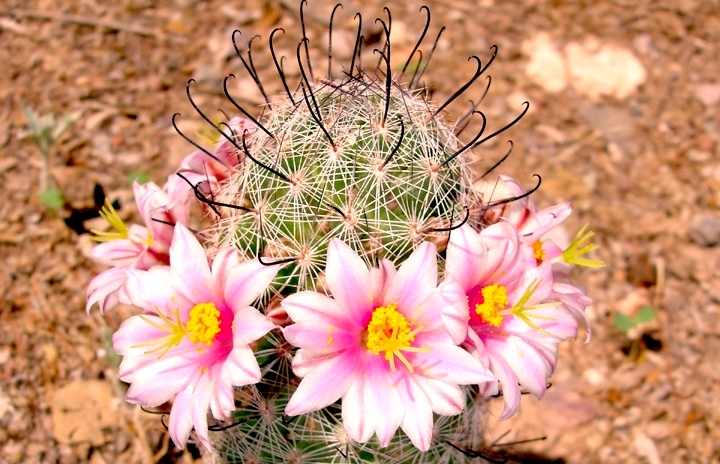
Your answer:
[687,214,720,247]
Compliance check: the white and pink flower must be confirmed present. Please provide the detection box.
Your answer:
[113,224,279,450]
[281,239,493,451]
[445,223,584,420]
[86,181,190,312]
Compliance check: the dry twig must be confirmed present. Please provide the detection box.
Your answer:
[10,9,162,38]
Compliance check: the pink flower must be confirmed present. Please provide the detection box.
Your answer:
[113,224,279,450]
[86,181,189,312]
[167,116,255,200]
[445,223,582,420]
[282,239,492,451]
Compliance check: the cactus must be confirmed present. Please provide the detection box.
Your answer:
[172,4,532,462]
[208,79,476,300]
[186,6,529,304]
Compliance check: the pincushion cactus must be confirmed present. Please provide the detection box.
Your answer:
[208,78,477,300]
[86,2,600,463]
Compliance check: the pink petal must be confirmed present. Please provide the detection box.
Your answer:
[552,283,592,342]
[324,239,373,319]
[384,241,437,311]
[415,377,465,416]
[521,203,572,240]
[112,314,170,356]
[232,306,276,346]
[412,344,494,386]
[90,238,143,267]
[435,277,471,344]
[209,363,235,419]
[283,320,356,354]
[478,222,524,285]
[285,352,357,416]
[168,389,195,449]
[86,268,128,313]
[341,379,374,443]
[368,259,396,302]
[486,349,521,420]
[191,375,214,451]
[289,349,342,378]
[169,224,217,304]
[124,267,191,312]
[224,258,279,310]
[445,224,487,291]
[485,335,550,418]
[363,377,404,447]
[397,377,434,451]
[211,248,240,290]
[124,355,198,407]
[281,291,351,328]
[221,346,262,387]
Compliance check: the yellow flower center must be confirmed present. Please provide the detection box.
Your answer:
[532,240,546,264]
[186,302,222,346]
[365,303,427,373]
[475,284,508,327]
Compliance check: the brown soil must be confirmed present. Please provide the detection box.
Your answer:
[1,0,719,463]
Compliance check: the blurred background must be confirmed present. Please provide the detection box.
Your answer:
[1,0,719,462]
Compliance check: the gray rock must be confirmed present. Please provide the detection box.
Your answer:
[687,214,720,247]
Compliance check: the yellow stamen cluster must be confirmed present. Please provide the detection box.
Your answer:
[532,240,546,264]
[475,284,508,327]
[132,302,222,359]
[561,224,604,268]
[365,303,427,372]
[135,308,188,358]
[186,302,222,346]
[510,279,561,333]
[91,199,129,242]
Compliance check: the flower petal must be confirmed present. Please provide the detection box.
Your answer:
[168,388,195,449]
[384,241,437,311]
[222,346,263,387]
[324,239,373,318]
[486,349,521,420]
[112,314,169,356]
[124,267,192,313]
[90,238,144,267]
[341,378,374,443]
[364,376,404,447]
[281,291,349,328]
[397,377,434,451]
[415,377,465,416]
[412,343,494,386]
[224,258,279,310]
[523,203,571,239]
[445,224,487,291]
[285,351,357,416]
[169,224,216,304]
[86,268,128,313]
[435,277,471,344]
[283,320,356,354]
[211,247,240,290]
[191,375,214,451]
[232,306,276,346]
[123,355,197,407]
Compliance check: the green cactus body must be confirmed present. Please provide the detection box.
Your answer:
[210,79,477,301]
